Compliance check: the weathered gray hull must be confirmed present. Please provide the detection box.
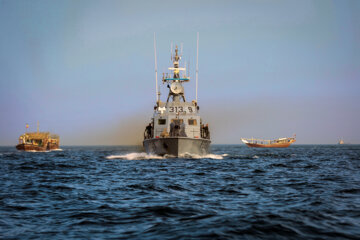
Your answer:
[143,137,211,157]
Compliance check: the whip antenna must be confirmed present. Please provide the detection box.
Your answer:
[154,33,158,102]
[188,59,190,78]
[196,32,199,102]
[180,42,183,58]
[170,42,173,61]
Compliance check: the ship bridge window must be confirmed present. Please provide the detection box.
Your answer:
[171,119,183,125]
[158,119,166,125]
[188,119,197,126]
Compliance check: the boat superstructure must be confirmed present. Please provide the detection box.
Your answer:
[143,37,211,156]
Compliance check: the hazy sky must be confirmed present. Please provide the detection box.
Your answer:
[0,0,359,145]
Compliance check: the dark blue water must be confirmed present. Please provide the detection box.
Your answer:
[1,145,359,239]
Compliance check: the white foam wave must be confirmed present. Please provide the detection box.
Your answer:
[27,150,50,153]
[52,148,63,151]
[106,152,165,160]
[178,153,225,159]
[106,152,227,160]
[253,155,259,159]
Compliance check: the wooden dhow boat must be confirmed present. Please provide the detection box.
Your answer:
[241,135,296,148]
[16,123,60,151]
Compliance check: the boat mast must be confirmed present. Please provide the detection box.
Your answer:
[162,45,189,103]
[37,121,39,133]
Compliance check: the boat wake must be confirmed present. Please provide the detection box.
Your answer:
[27,150,50,153]
[106,152,227,160]
[179,153,227,159]
[106,153,165,160]
[52,148,63,151]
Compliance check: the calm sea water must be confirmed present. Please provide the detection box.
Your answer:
[0,145,359,239]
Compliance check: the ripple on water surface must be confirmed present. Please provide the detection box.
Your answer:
[0,145,360,239]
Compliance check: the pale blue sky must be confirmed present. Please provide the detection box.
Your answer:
[0,0,359,145]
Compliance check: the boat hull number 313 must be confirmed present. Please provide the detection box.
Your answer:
[163,106,194,113]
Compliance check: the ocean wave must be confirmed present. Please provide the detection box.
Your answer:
[1,145,360,239]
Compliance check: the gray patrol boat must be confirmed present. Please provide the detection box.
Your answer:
[143,42,211,157]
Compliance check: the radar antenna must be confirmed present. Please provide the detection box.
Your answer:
[162,44,190,103]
